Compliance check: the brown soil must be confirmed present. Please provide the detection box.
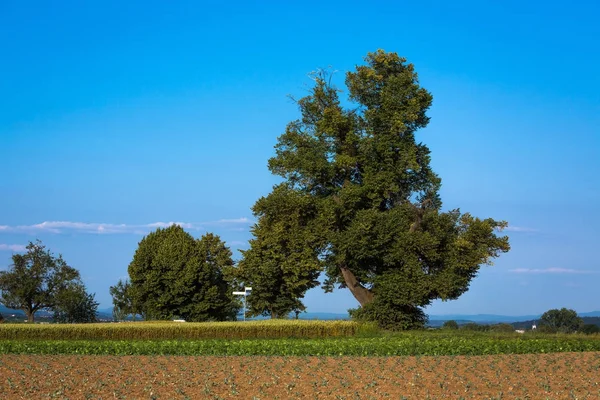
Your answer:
[1,352,599,399]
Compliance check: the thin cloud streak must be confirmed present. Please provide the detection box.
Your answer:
[509,267,596,274]
[504,226,538,233]
[0,244,26,252]
[0,218,253,235]
[214,217,252,224]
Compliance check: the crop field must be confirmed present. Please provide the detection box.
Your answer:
[0,320,364,340]
[1,352,600,399]
[1,322,600,398]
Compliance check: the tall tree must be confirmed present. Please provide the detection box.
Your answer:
[128,225,239,321]
[248,50,510,329]
[53,282,99,323]
[0,240,81,322]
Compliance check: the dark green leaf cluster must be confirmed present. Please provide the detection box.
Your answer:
[127,225,239,322]
[582,324,600,334]
[236,186,325,318]
[53,283,99,323]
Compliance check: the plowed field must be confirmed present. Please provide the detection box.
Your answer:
[1,352,599,399]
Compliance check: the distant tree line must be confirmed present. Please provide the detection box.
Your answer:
[440,308,598,334]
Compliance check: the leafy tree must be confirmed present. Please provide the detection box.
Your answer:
[109,279,136,321]
[246,50,510,329]
[236,186,324,318]
[539,308,584,333]
[0,240,81,322]
[0,313,4,324]
[53,283,98,323]
[128,225,239,321]
[442,320,459,330]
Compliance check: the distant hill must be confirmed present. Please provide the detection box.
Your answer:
[0,304,23,315]
[428,314,541,323]
[580,311,600,318]
[427,319,476,328]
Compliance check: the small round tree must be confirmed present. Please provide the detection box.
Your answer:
[442,320,459,330]
[539,308,584,333]
[128,225,239,321]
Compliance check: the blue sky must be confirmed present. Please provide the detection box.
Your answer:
[1,0,598,316]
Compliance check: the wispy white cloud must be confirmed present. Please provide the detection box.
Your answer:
[210,218,253,225]
[504,226,538,233]
[0,218,252,235]
[0,244,26,252]
[509,267,596,274]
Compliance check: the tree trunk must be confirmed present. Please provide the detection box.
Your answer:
[340,266,374,306]
[26,310,34,323]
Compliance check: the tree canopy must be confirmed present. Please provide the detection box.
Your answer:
[0,240,81,322]
[127,225,239,321]
[242,50,510,329]
[539,308,584,333]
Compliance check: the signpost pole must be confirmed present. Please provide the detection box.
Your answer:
[233,287,252,322]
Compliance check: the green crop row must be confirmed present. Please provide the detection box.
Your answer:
[0,320,366,340]
[2,335,600,356]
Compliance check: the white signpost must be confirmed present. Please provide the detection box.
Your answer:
[233,287,252,321]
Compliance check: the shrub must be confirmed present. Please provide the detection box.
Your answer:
[490,323,515,333]
[582,324,600,335]
[442,320,459,330]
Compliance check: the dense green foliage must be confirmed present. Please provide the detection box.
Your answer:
[540,308,584,333]
[0,320,363,340]
[52,283,98,323]
[241,50,510,329]
[236,188,324,318]
[128,226,239,322]
[582,324,600,334]
[0,241,82,322]
[109,279,135,321]
[1,332,599,356]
